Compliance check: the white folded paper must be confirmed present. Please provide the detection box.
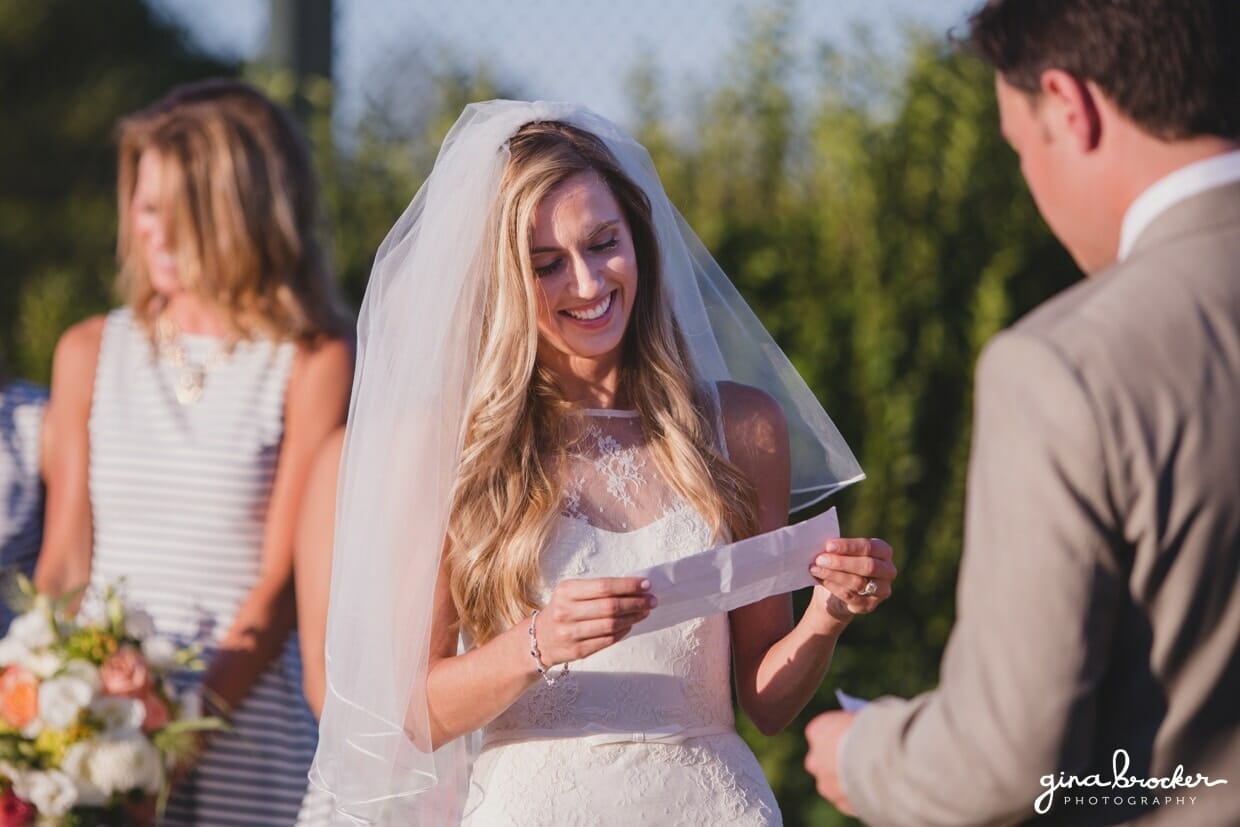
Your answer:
[626,507,839,637]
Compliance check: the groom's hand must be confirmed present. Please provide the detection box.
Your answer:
[804,710,856,815]
[536,577,656,665]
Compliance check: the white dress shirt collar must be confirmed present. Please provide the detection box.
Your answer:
[1118,150,1240,261]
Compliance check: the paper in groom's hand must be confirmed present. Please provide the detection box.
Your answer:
[624,508,840,638]
[834,689,869,713]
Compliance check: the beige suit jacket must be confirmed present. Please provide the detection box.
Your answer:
[840,182,1240,826]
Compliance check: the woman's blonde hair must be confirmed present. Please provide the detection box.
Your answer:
[448,121,759,643]
[116,79,350,342]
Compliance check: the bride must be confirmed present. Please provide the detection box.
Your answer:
[311,101,896,825]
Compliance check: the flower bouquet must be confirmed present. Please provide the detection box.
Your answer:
[0,578,223,826]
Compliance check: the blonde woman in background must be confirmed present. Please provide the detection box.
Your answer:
[311,102,897,825]
[35,79,352,826]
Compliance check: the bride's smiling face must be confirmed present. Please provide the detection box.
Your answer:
[529,171,638,378]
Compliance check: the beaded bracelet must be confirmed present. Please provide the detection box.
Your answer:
[528,609,569,686]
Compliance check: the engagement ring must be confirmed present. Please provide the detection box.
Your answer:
[860,578,878,597]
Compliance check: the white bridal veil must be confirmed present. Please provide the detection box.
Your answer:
[310,100,864,823]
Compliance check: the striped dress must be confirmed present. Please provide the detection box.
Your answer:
[88,308,320,826]
[0,379,48,633]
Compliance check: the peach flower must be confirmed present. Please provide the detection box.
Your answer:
[99,646,150,698]
[0,665,39,730]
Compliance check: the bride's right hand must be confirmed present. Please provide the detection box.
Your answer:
[533,577,657,666]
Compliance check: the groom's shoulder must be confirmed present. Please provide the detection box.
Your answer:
[1010,271,1114,341]
[992,228,1240,397]
[1012,187,1240,355]
[995,269,1127,374]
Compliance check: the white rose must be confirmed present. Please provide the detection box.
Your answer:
[61,659,103,692]
[90,695,146,734]
[140,636,178,672]
[37,675,95,729]
[10,769,79,818]
[8,609,55,650]
[61,742,108,806]
[68,734,163,796]
[22,649,61,679]
[0,637,30,667]
[124,609,157,640]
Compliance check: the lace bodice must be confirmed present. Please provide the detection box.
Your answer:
[557,409,699,532]
[465,410,780,825]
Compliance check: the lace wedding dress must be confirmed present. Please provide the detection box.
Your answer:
[460,409,781,826]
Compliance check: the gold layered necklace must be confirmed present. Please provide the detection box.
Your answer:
[154,314,230,406]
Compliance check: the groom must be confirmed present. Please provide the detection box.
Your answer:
[805,1,1240,824]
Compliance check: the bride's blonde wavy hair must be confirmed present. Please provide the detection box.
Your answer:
[447,121,759,643]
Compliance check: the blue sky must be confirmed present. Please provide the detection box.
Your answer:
[151,0,981,129]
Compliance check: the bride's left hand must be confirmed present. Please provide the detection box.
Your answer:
[808,538,896,621]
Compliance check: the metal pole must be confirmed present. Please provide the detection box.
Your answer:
[267,0,333,123]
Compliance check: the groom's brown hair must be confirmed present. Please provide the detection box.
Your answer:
[965,0,1240,141]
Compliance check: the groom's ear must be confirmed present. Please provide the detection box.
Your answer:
[1037,69,1103,153]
